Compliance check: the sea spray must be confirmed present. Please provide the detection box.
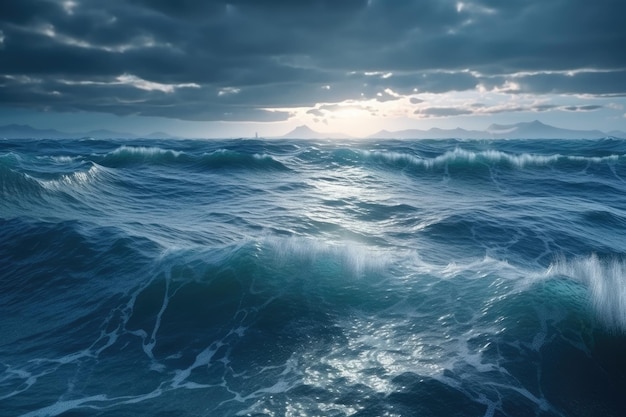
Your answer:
[547,254,626,331]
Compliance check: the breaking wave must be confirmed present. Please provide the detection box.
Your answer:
[547,254,626,331]
[96,146,289,171]
[359,148,624,171]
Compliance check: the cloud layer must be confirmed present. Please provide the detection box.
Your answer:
[1,0,625,121]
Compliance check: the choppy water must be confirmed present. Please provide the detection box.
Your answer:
[1,137,626,417]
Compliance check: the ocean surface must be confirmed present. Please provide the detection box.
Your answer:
[1,137,626,417]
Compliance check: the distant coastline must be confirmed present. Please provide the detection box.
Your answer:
[1,120,625,140]
[279,120,626,140]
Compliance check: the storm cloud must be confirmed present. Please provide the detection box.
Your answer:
[1,0,625,121]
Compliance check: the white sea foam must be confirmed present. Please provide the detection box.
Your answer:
[362,148,623,169]
[265,235,391,277]
[0,367,37,400]
[170,343,221,388]
[38,163,103,191]
[546,254,626,331]
[19,394,108,417]
[46,155,76,163]
[109,145,182,158]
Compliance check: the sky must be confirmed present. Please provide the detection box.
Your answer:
[1,0,626,137]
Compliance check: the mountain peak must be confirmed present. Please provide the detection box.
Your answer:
[281,125,318,138]
[371,120,609,139]
[281,125,351,139]
[488,120,548,132]
[292,125,316,133]
[526,120,548,127]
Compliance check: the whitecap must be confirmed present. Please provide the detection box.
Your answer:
[546,254,626,331]
[39,163,104,190]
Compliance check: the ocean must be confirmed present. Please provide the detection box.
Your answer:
[1,137,625,417]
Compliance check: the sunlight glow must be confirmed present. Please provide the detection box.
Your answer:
[262,79,626,137]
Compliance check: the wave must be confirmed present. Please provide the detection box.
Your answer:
[95,146,290,171]
[105,235,393,348]
[196,149,290,171]
[109,145,183,160]
[262,236,391,278]
[0,151,24,167]
[0,163,46,202]
[0,159,117,215]
[3,225,623,416]
[96,145,183,167]
[36,155,78,164]
[39,163,105,191]
[0,235,394,389]
[546,254,626,331]
[358,148,624,171]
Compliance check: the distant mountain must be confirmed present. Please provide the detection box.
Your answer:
[280,125,352,139]
[0,124,68,139]
[83,129,138,139]
[142,131,180,139]
[370,127,486,139]
[1,122,622,140]
[0,124,176,139]
[486,120,606,139]
[608,130,626,139]
[370,120,613,139]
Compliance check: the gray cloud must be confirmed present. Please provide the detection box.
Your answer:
[564,105,603,112]
[0,0,624,121]
[416,107,473,117]
[513,71,626,96]
[306,108,324,117]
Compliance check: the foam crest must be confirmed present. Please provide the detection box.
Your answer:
[0,151,24,166]
[360,149,423,166]
[547,254,626,331]
[110,145,182,158]
[420,148,559,168]
[96,145,183,168]
[266,236,391,277]
[40,163,103,190]
[362,148,623,170]
[199,149,289,171]
[0,165,46,200]
[35,155,77,164]
[87,145,292,171]
[404,252,522,282]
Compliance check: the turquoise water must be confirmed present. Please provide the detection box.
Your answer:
[1,137,626,416]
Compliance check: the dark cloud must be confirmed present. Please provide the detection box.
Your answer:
[534,104,558,112]
[347,71,479,96]
[416,107,473,117]
[0,0,624,121]
[564,105,603,112]
[514,71,626,96]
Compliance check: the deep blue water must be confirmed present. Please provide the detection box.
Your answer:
[1,137,626,417]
